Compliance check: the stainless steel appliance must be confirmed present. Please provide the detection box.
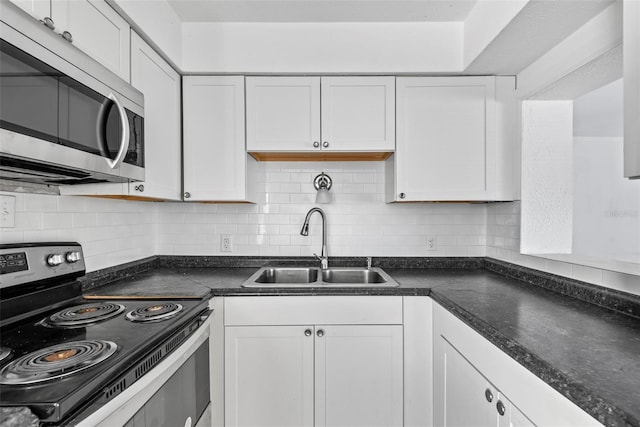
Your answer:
[0,2,145,185]
[0,243,211,426]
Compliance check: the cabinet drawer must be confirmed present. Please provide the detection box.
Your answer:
[224,296,403,326]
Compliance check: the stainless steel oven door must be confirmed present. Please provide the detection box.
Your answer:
[76,318,211,427]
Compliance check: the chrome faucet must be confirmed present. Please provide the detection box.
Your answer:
[300,207,328,269]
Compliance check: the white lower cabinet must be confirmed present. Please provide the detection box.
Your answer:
[433,302,602,427]
[219,296,416,427]
[438,338,534,427]
[225,324,402,427]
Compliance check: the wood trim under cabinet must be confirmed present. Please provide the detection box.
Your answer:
[248,151,393,162]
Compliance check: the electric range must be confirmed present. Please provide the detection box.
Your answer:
[0,243,211,425]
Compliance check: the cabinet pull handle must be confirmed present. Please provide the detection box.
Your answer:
[184,192,191,199]
[496,400,506,416]
[313,141,320,148]
[61,31,73,43]
[304,329,312,337]
[484,389,493,403]
[322,141,329,148]
[42,17,55,30]
[135,185,144,192]
[399,193,406,199]
[317,329,324,337]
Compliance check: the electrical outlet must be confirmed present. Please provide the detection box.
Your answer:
[221,235,232,252]
[426,235,437,251]
[0,195,16,228]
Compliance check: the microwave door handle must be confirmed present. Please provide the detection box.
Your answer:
[96,97,113,159]
[96,93,131,170]
[106,92,130,169]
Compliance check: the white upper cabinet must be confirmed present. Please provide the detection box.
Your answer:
[386,76,516,202]
[183,76,257,202]
[246,76,395,153]
[320,76,395,151]
[61,31,182,201]
[246,76,321,152]
[9,0,131,81]
[127,32,181,200]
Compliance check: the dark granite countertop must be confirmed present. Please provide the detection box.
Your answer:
[82,257,640,427]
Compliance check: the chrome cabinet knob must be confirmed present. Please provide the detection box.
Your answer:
[313,141,320,148]
[317,329,324,337]
[305,329,312,337]
[485,389,493,403]
[322,141,329,148]
[184,192,191,199]
[496,400,506,416]
[135,184,144,192]
[61,31,73,42]
[399,193,406,199]
[42,17,55,30]
[184,416,192,427]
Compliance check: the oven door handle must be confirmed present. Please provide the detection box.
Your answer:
[97,92,130,170]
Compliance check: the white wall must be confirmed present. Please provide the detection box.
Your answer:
[181,22,463,73]
[0,192,156,272]
[157,162,487,257]
[572,137,640,263]
[487,202,640,295]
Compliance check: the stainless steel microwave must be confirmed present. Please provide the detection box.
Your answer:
[0,3,144,185]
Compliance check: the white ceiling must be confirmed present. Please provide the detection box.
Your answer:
[166,0,478,23]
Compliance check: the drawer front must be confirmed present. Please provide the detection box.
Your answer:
[224,296,403,326]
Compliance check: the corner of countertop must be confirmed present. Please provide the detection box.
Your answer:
[79,256,159,292]
[484,257,640,319]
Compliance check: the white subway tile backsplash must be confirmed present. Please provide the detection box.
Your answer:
[5,161,636,294]
[3,192,155,272]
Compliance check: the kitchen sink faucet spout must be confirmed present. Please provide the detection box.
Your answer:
[300,207,328,269]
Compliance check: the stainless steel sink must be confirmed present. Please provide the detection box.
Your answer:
[242,267,399,287]
[253,267,318,285]
[321,268,388,284]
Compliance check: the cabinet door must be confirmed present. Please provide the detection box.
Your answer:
[392,77,498,201]
[53,0,130,81]
[7,0,50,21]
[498,395,536,427]
[128,32,181,200]
[315,325,403,427]
[183,76,255,201]
[321,77,395,151]
[225,325,314,427]
[246,76,321,152]
[436,338,496,426]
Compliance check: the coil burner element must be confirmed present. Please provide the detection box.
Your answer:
[126,303,183,323]
[45,303,126,328]
[0,347,12,364]
[0,340,117,384]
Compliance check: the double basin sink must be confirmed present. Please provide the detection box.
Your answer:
[242,267,400,288]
